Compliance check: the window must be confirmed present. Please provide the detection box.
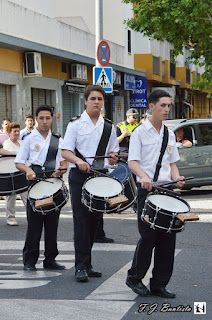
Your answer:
[199,124,212,145]
[128,30,131,53]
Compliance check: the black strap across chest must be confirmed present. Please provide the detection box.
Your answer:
[153,125,169,182]
[43,134,59,172]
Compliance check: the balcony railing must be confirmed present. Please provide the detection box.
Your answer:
[153,56,160,75]
[170,62,176,79]
[186,68,190,83]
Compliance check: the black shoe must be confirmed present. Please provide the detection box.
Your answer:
[95,237,114,243]
[43,261,65,270]
[75,269,89,282]
[151,287,176,298]
[24,264,37,271]
[87,268,102,278]
[126,277,150,296]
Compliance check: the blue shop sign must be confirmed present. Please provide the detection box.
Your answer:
[124,73,136,90]
[130,77,148,108]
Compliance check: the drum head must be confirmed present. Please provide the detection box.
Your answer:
[148,194,189,213]
[29,178,63,199]
[0,156,18,173]
[107,161,130,183]
[84,176,122,198]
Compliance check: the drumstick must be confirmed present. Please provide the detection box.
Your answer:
[158,176,194,188]
[85,155,126,159]
[35,177,54,184]
[35,168,67,175]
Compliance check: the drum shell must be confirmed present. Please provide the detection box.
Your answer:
[142,192,189,233]
[107,161,137,212]
[0,171,28,196]
[28,178,69,214]
[143,201,184,233]
[81,175,124,213]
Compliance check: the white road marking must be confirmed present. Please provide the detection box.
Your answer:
[0,280,50,289]
[86,249,181,301]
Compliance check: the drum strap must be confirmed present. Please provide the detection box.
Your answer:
[43,134,59,175]
[153,125,169,182]
[92,119,112,170]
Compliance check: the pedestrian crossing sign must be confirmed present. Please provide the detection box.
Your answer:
[93,67,113,93]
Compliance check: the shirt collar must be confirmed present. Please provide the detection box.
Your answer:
[144,119,164,135]
[82,110,104,127]
[33,127,51,139]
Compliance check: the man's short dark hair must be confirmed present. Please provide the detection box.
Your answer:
[148,89,171,104]
[84,84,105,100]
[24,114,33,120]
[36,105,53,117]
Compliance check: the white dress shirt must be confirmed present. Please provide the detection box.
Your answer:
[62,110,119,168]
[15,128,64,170]
[19,126,35,140]
[128,119,180,184]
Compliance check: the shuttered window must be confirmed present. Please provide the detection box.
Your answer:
[0,84,12,120]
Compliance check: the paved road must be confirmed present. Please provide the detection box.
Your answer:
[0,187,211,320]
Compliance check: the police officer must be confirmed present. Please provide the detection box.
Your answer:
[62,84,119,283]
[15,105,67,271]
[117,108,139,155]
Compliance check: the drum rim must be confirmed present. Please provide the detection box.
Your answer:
[147,191,190,213]
[107,160,131,184]
[82,175,124,198]
[28,177,64,200]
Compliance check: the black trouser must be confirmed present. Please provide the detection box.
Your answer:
[23,164,60,266]
[69,168,102,271]
[23,200,60,266]
[127,185,176,290]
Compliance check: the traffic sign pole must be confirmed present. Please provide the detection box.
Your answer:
[95,0,103,67]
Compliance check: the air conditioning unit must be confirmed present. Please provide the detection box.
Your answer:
[25,52,42,76]
[81,65,87,81]
[71,64,82,80]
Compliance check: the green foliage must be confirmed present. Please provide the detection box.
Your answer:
[123,0,212,95]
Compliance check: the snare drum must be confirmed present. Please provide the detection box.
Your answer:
[141,191,190,233]
[107,161,137,212]
[81,175,124,213]
[0,156,28,195]
[28,177,69,214]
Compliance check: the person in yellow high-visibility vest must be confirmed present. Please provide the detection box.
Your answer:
[117,108,139,155]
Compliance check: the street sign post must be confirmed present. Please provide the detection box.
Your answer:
[97,40,111,67]
[93,67,113,93]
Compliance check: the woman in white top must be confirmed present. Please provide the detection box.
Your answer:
[3,123,27,226]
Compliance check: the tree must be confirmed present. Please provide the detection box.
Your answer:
[123,0,212,95]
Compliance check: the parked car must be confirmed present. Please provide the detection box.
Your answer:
[163,118,212,189]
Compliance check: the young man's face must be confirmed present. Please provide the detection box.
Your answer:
[36,111,52,133]
[25,118,34,130]
[84,90,104,115]
[150,97,171,121]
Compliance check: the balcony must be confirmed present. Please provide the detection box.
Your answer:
[162,60,177,85]
[176,66,191,88]
[134,53,162,82]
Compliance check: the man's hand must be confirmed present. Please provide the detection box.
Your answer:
[108,152,118,166]
[26,168,36,181]
[52,166,67,178]
[175,176,185,188]
[122,129,130,137]
[141,175,152,191]
[76,159,90,173]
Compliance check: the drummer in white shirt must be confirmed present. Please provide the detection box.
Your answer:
[62,84,119,283]
[3,122,27,226]
[126,89,185,299]
[15,105,67,272]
